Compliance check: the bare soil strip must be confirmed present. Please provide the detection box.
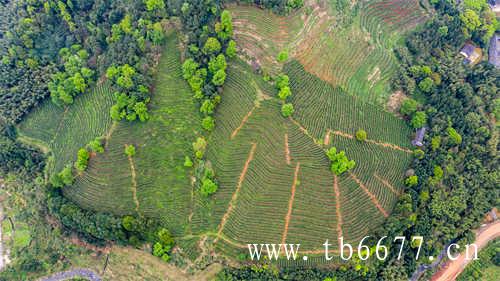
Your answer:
[324,130,331,145]
[104,122,117,148]
[333,175,343,248]
[281,162,300,244]
[373,173,400,195]
[217,143,257,237]
[329,129,412,153]
[125,144,140,213]
[350,172,388,217]
[231,106,256,139]
[285,133,291,165]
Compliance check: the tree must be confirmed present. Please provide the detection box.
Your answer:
[59,165,74,186]
[134,102,149,122]
[275,74,289,89]
[203,37,221,54]
[201,178,218,196]
[405,175,418,187]
[88,138,104,153]
[208,54,227,74]
[411,111,427,128]
[182,59,199,79]
[326,147,355,175]
[212,69,226,86]
[460,9,481,32]
[74,148,90,171]
[418,77,434,93]
[400,99,419,116]
[447,127,462,145]
[431,136,441,151]
[277,50,289,63]
[202,116,215,131]
[278,86,291,100]
[193,137,207,159]
[355,129,367,141]
[144,0,165,12]
[413,149,425,159]
[281,103,294,117]
[226,40,237,58]
[125,144,136,157]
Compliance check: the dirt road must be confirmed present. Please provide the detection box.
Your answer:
[430,220,500,281]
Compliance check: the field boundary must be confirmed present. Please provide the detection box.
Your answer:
[350,172,388,217]
[281,162,300,244]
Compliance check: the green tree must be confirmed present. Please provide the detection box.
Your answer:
[202,116,215,131]
[278,86,291,100]
[88,138,104,153]
[355,129,367,141]
[418,77,434,93]
[281,103,294,117]
[226,40,237,58]
[326,147,355,175]
[59,165,74,186]
[203,37,221,54]
[411,111,427,128]
[193,137,207,159]
[447,127,462,145]
[212,69,226,86]
[405,175,418,187]
[277,50,289,63]
[431,136,441,151]
[201,178,218,196]
[144,0,165,12]
[74,148,90,171]
[125,144,136,157]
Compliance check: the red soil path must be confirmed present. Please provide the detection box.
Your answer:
[333,175,343,248]
[217,143,257,237]
[285,133,291,165]
[350,172,388,217]
[281,162,300,244]
[431,220,500,281]
[231,106,256,139]
[373,173,400,195]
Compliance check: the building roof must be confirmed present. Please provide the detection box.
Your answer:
[460,42,482,64]
[411,127,426,147]
[489,0,499,7]
[489,33,500,68]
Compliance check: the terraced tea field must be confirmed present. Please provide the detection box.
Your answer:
[229,0,427,105]
[186,58,412,259]
[18,32,202,234]
[18,22,414,264]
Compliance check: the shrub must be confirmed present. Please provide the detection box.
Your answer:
[278,86,291,100]
[202,37,221,54]
[413,149,425,159]
[184,156,193,167]
[125,144,136,157]
[355,129,367,141]
[226,40,237,58]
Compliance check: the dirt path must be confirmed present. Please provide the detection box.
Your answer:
[373,173,400,195]
[350,173,388,217]
[125,145,140,213]
[231,106,255,139]
[217,143,257,237]
[281,162,300,244]
[431,220,500,281]
[333,175,343,248]
[284,133,291,165]
[329,129,412,153]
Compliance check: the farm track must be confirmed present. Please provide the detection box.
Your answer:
[285,133,291,165]
[281,162,301,244]
[333,175,343,248]
[126,144,140,213]
[216,142,257,237]
[350,172,388,217]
